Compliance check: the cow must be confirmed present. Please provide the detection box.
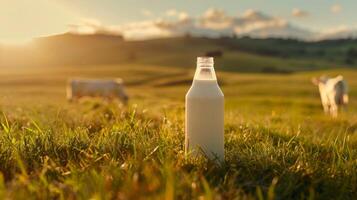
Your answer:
[67,78,128,104]
[312,75,349,117]
[205,50,223,58]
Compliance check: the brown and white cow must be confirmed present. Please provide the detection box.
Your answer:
[312,75,348,117]
[67,78,128,104]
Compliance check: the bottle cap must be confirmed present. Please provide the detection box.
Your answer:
[197,57,214,65]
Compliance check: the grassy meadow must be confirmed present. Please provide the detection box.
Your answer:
[0,63,356,199]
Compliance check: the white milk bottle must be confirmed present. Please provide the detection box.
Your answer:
[185,57,224,161]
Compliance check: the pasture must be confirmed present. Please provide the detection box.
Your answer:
[0,64,356,199]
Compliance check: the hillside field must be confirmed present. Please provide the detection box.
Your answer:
[0,63,356,199]
[2,36,357,74]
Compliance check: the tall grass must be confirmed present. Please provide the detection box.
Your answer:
[0,64,356,199]
[0,99,355,199]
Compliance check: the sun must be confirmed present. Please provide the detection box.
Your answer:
[0,0,80,45]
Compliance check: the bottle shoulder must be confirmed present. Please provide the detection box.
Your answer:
[186,82,224,98]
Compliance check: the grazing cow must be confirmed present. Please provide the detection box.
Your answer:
[205,50,223,58]
[312,75,348,117]
[67,79,128,104]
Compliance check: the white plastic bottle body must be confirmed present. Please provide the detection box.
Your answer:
[185,72,224,161]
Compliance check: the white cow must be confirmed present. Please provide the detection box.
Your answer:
[312,75,348,117]
[67,78,128,104]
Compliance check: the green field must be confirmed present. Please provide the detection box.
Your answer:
[3,36,357,73]
[0,63,356,199]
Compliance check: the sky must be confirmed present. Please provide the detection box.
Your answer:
[1,0,357,44]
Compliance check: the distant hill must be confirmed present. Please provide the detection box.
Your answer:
[1,33,357,73]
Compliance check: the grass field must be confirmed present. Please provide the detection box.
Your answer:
[0,64,356,199]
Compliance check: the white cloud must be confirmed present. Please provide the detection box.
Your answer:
[322,25,349,35]
[66,8,357,41]
[241,9,271,22]
[292,8,309,18]
[141,9,153,17]
[318,25,357,40]
[233,10,292,37]
[331,4,342,14]
[118,16,195,40]
[119,20,174,40]
[165,9,178,17]
[178,12,189,21]
[234,19,287,35]
[67,9,308,40]
[199,8,233,30]
[68,18,122,35]
[165,9,189,21]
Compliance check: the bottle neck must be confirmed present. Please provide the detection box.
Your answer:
[193,63,217,81]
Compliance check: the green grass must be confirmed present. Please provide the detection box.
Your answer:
[3,36,355,73]
[0,64,356,199]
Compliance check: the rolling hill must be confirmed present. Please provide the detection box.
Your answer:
[1,33,357,73]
